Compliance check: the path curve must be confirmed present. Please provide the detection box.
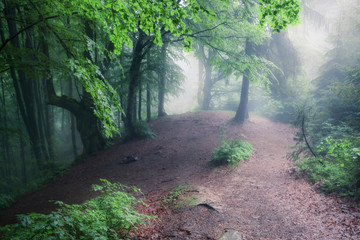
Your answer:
[1,112,359,239]
[195,116,359,239]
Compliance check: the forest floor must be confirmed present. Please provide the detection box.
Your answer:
[1,111,360,239]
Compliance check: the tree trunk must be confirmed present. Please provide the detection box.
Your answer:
[138,79,142,121]
[200,47,214,110]
[0,19,11,170]
[197,57,204,106]
[5,5,44,167]
[47,87,105,155]
[157,40,169,118]
[202,59,212,110]
[234,76,250,122]
[126,31,146,138]
[69,77,78,157]
[43,80,55,160]
[0,77,11,169]
[45,20,106,156]
[234,39,252,123]
[17,109,27,184]
[33,78,49,160]
[39,27,55,162]
[146,50,151,122]
[133,93,137,121]
[146,83,151,122]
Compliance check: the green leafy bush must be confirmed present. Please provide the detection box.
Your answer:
[211,139,253,167]
[0,179,152,240]
[133,120,156,139]
[0,194,15,209]
[294,136,360,197]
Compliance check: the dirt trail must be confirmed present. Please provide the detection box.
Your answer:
[195,117,354,239]
[1,112,359,239]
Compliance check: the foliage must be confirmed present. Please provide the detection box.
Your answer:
[291,101,360,198]
[211,126,253,167]
[0,194,14,209]
[0,0,302,210]
[258,0,301,32]
[294,136,360,197]
[163,185,198,209]
[0,179,152,240]
[132,120,156,139]
[67,58,121,138]
[211,139,253,167]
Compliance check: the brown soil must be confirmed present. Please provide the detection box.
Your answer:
[1,112,359,239]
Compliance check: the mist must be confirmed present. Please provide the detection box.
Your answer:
[165,52,199,114]
[166,0,360,124]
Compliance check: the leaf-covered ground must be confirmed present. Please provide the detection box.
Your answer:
[1,112,359,239]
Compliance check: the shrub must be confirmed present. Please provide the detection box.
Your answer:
[133,120,156,139]
[211,139,253,167]
[0,179,152,240]
[0,194,14,209]
[294,136,360,198]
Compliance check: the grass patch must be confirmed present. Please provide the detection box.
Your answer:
[163,185,198,209]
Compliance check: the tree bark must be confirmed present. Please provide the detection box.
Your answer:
[202,58,212,110]
[138,79,142,121]
[47,88,105,155]
[234,39,252,123]
[197,56,204,106]
[146,83,151,122]
[234,76,250,122]
[146,50,152,122]
[157,40,169,118]
[69,78,78,157]
[5,5,44,166]
[17,109,27,184]
[199,47,214,110]
[126,31,146,138]
[0,77,11,169]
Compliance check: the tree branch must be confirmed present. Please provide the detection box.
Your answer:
[0,15,59,53]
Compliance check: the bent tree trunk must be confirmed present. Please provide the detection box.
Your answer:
[47,82,105,156]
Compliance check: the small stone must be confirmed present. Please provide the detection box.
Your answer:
[218,229,243,240]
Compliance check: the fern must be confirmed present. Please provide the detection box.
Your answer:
[211,139,253,167]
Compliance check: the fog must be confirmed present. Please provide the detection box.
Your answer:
[165,52,200,114]
[165,0,356,120]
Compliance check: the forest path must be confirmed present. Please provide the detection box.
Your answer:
[1,112,359,239]
[194,117,350,239]
[153,113,359,239]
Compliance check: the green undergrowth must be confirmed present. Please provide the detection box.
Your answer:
[293,136,360,198]
[133,120,156,139]
[211,139,253,167]
[0,163,71,210]
[291,110,360,198]
[0,179,153,240]
[210,125,253,167]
